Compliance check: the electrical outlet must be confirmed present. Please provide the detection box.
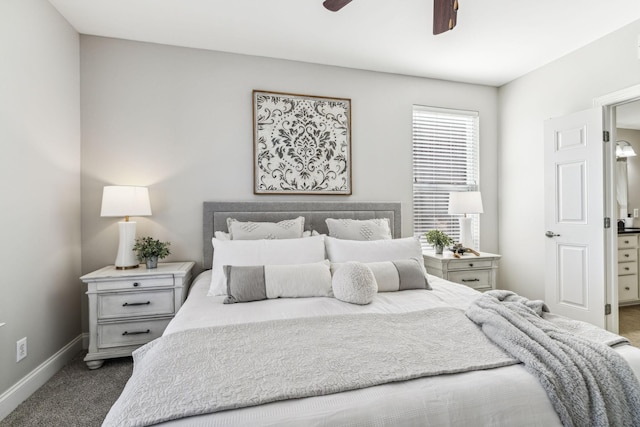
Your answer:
[634,208,639,218]
[16,337,27,362]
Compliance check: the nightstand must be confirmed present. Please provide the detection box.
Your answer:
[81,261,194,369]
[423,251,501,292]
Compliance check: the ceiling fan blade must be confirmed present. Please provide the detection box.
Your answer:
[323,0,353,12]
[433,0,458,35]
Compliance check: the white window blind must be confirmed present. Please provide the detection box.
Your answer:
[412,105,480,250]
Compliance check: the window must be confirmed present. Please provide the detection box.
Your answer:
[412,105,480,249]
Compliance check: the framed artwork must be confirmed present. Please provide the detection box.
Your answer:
[253,90,352,195]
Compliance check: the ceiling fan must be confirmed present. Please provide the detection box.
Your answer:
[322,0,459,35]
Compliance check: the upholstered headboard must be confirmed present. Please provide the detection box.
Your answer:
[202,201,402,270]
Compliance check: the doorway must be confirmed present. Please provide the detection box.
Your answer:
[595,83,640,335]
[614,100,640,345]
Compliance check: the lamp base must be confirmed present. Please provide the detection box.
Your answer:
[115,265,139,270]
[458,217,474,249]
[115,221,139,269]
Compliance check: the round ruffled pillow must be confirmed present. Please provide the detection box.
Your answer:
[332,262,378,305]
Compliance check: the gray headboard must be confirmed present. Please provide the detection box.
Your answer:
[203,201,402,270]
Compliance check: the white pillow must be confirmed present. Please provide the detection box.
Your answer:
[209,235,326,296]
[215,229,316,241]
[227,217,304,240]
[325,236,428,277]
[325,218,392,240]
[224,260,333,304]
[332,262,377,305]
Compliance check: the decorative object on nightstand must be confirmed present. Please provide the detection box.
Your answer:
[424,229,453,254]
[423,250,500,292]
[101,186,152,269]
[448,191,483,250]
[133,236,171,269]
[80,261,194,369]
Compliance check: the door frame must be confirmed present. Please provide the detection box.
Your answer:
[594,83,640,333]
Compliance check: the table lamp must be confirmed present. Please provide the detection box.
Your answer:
[448,191,483,250]
[100,186,152,269]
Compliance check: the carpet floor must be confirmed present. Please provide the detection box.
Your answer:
[619,304,640,348]
[0,351,132,427]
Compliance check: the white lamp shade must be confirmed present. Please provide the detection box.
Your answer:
[448,191,484,215]
[100,186,152,217]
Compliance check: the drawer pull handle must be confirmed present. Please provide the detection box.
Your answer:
[122,329,150,336]
[468,263,474,267]
[625,287,631,291]
[625,267,630,271]
[462,278,480,282]
[122,301,151,307]
[133,282,140,287]
[625,254,630,258]
[625,240,630,244]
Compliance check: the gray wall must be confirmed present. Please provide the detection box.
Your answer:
[0,0,81,405]
[498,19,640,299]
[80,36,500,330]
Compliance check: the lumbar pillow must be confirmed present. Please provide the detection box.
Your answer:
[332,262,378,305]
[224,260,333,304]
[209,235,326,296]
[227,217,305,240]
[331,258,430,292]
[325,235,427,275]
[325,218,392,240]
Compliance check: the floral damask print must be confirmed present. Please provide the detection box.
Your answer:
[253,91,351,194]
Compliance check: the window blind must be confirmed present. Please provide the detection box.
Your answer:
[412,105,480,249]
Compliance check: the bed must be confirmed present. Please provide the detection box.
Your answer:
[103,201,640,427]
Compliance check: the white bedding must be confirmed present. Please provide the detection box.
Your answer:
[152,272,640,427]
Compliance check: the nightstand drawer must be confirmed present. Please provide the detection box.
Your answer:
[619,249,638,262]
[619,275,639,302]
[447,260,493,271]
[619,262,638,276]
[96,276,174,291]
[447,270,491,289]
[618,235,638,249]
[97,289,175,319]
[98,318,171,349]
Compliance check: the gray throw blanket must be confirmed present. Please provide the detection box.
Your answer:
[466,290,640,427]
[103,307,518,427]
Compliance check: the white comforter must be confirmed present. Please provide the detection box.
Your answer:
[151,272,640,427]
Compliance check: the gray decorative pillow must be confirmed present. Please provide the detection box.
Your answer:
[227,217,305,240]
[331,258,430,292]
[332,262,378,305]
[325,218,392,240]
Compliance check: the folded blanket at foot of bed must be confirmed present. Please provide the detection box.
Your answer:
[466,290,640,427]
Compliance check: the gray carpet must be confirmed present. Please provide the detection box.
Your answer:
[0,351,132,427]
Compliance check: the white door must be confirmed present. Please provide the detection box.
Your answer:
[544,108,606,327]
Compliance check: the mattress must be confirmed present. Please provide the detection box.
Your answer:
[147,272,640,426]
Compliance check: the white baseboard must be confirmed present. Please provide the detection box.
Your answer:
[0,334,83,421]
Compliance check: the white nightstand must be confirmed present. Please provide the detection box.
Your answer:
[81,261,194,369]
[423,251,501,292]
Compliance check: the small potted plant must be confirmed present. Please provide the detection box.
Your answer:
[424,229,453,255]
[132,236,171,269]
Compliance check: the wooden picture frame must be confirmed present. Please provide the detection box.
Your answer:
[253,90,352,195]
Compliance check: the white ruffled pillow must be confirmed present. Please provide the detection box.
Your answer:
[227,217,305,240]
[325,218,392,240]
[332,262,378,305]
